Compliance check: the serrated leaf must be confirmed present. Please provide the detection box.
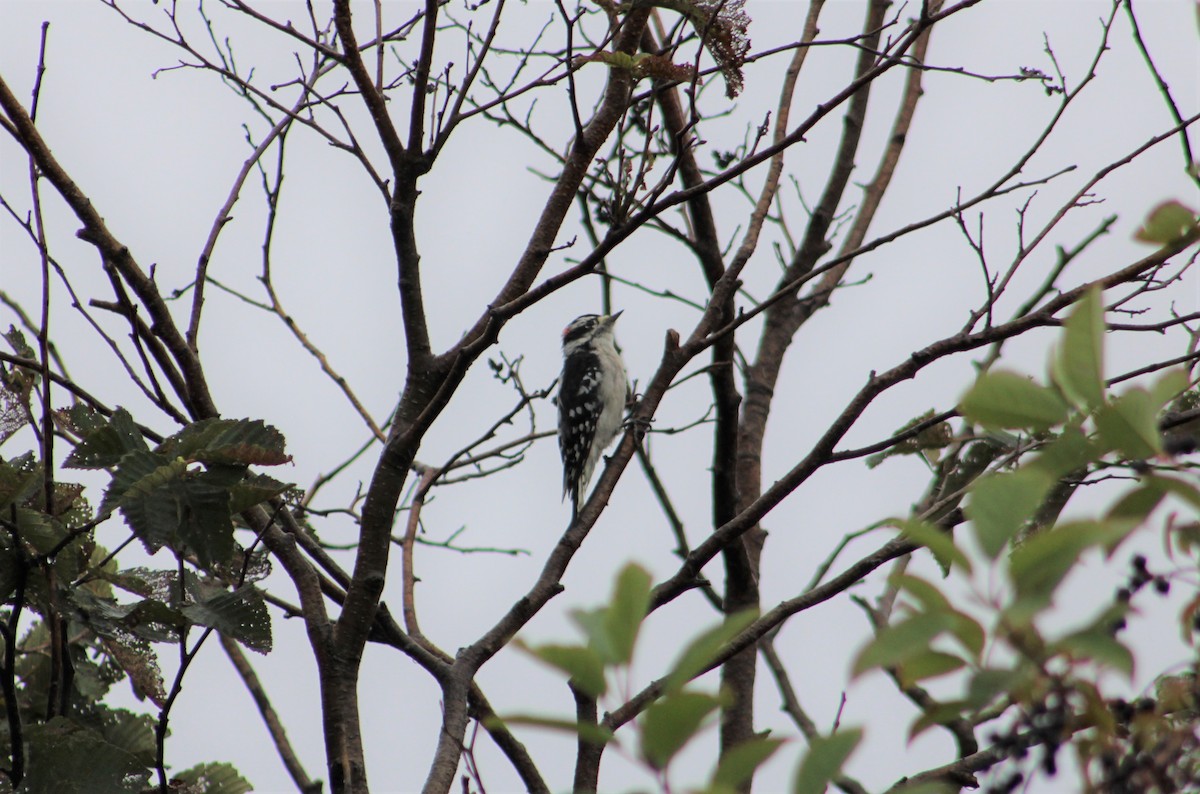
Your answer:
[0,454,43,510]
[118,464,236,568]
[174,762,253,794]
[852,611,956,676]
[20,717,151,793]
[3,325,35,359]
[159,417,291,466]
[12,506,67,555]
[64,407,147,469]
[523,643,607,697]
[181,587,271,653]
[1134,200,1199,245]
[792,728,862,794]
[99,635,167,707]
[1051,288,1105,410]
[709,737,786,791]
[960,371,1068,431]
[228,472,291,513]
[896,519,971,575]
[59,402,107,435]
[99,450,175,520]
[640,690,723,769]
[664,608,758,691]
[100,709,158,766]
[966,469,1054,559]
[1095,388,1161,459]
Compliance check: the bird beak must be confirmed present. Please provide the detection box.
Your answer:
[604,310,623,325]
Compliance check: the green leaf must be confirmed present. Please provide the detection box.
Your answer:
[523,643,607,697]
[19,717,151,793]
[896,519,972,575]
[892,572,951,613]
[12,506,67,555]
[908,700,968,743]
[1146,474,1200,513]
[64,407,147,469]
[599,563,652,665]
[99,709,158,766]
[159,417,292,466]
[117,463,236,568]
[1134,200,1199,245]
[181,587,272,653]
[485,714,614,746]
[1051,288,1105,410]
[893,574,985,660]
[896,649,966,687]
[1054,626,1134,677]
[228,472,291,513]
[960,371,1068,431]
[1150,369,1190,409]
[99,634,167,707]
[0,453,42,510]
[852,611,956,676]
[1030,425,1099,479]
[570,607,616,664]
[98,449,174,520]
[664,608,758,691]
[1106,480,1168,524]
[640,690,723,769]
[1095,388,1161,459]
[1008,520,1135,610]
[966,468,1054,559]
[965,667,1026,710]
[709,737,786,791]
[174,762,254,794]
[792,728,862,794]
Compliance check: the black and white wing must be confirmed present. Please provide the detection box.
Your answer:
[558,349,604,509]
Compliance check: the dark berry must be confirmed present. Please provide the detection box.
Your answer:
[1154,577,1170,595]
[1133,554,1148,571]
[1117,587,1132,603]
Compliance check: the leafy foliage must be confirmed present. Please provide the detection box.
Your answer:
[0,408,289,788]
[848,292,1200,787]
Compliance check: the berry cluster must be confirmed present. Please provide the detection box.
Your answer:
[983,687,1071,793]
[1111,554,1171,635]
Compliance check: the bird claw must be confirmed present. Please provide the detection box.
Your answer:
[623,415,653,441]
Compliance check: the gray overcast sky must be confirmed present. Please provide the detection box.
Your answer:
[2,1,1199,791]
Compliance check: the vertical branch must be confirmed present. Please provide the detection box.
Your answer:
[571,682,603,793]
[26,22,74,726]
[402,468,437,641]
[186,105,301,353]
[407,0,440,157]
[221,634,321,794]
[1123,0,1197,186]
[30,21,52,518]
[0,515,28,787]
